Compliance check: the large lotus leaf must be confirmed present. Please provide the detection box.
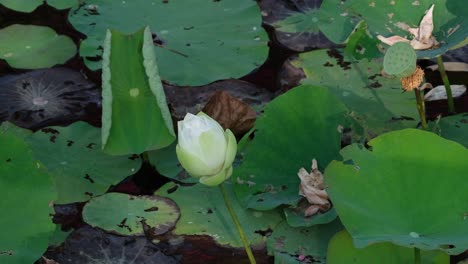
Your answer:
[155,182,283,248]
[101,27,175,155]
[68,0,268,86]
[325,129,468,254]
[233,85,349,210]
[287,49,419,139]
[318,0,468,58]
[0,0,76,11]
[25,121,142,204]
[259,0,334,52]
[327,230,449,264]
[0,123,56,264]
[83,192,180,236]
[266,219,342,263]
[0,24,76,69]
[0,68,100,130]
[430,113,468,147]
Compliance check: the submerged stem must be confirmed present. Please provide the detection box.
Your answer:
[414,248,421,264]
[219,184,256,264]
[414,89,427,129]
[436,56,455,113]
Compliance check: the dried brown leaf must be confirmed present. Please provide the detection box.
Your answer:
[297,159,331,217]
[202,90,256,136]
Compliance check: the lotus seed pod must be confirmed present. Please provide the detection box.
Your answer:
[383,42,417,78]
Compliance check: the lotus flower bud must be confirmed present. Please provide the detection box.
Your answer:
[176,112,237,186]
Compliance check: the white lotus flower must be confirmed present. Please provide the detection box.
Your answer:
[176,112,237,186]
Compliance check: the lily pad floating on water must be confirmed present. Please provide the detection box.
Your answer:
[430,113,468,148]
[0,122,56,264]
[0,24,76,69]
[26,122,142,204]
[318,0,468,58]
[68,0,269,86]
[282,48,419,139]
[83,192,180,236]
[325,129,468,254]
[156,182,283,248]
[259,0,335,52]
[327,230,449,264]
[0,0,77,12]
[0,68,100,130]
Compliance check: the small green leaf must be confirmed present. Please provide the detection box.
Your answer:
[0,24,76,69]
[101,27,175,155]
[325,129,468,254]
[0,0,42,12]
[327,230,449,264]
[83,192,180,236]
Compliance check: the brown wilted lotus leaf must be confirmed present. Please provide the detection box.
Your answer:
[377,4,439,50]
[297,159,331,217]
[202,90,256,136]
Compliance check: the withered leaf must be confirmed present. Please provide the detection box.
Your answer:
[202,90,256,136]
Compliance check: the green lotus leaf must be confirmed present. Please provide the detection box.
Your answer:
[0,122,56,264]
[266,219,343,263]
[327,230,449,264]
[430,113,468,147]
[287,48,419,139]
[319,0,468,58]
[155,182,283,248]
[0,24,76,69]
[260,0,334,52]
[325,129,468,254]
[101,27,175,155]
[233,85,350,211]
[26,121,142,204]
[68,0,268,86]
[0,0,42,12]
[0,0,77,12]
[83,192,180,236]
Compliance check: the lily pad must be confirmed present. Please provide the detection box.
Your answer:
[68,0,268,86]
[155,182,283,248]
[327,230,449,264]
[0,0,77,12]
[259,0,335,52]
[233,85,350,210]
[26,121,142,204]
[0,68,100,130]
[325,129,468,254]
[43,226,179,264]
[284,203,338,227]
[318,0,468,58]
[430,113,468,147]
[0,24,76,69]
[266,219,343,263]
[283,49,419,138]
[83,192,180,236]
[0,122,56,264]
[101,27,175,155]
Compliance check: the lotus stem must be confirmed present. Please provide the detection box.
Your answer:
[414,89,427,129]
[414,247,421,264]
[436,56,455,113]
[219,184,256,264]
